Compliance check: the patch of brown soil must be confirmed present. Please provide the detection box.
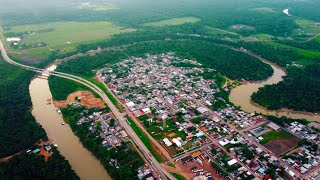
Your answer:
[166,159,223,180]
[39,148,52,162]
[264,137,299,156]
[167,133,177,138]
[53,91,105,109]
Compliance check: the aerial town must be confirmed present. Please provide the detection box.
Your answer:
[94,53,320,180]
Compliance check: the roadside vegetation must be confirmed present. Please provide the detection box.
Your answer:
[48,76,92,100]
[126,116,164,162]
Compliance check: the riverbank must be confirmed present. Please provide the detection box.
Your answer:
[29,65,112,180]
[229,53,320,122]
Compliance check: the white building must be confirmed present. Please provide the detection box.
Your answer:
[142,108,151,114]
[163,138,172,146]
[7,37,21,42]
[197,107,208,114]
[126,101,135,108]
[227,159,237,166]
[172,138,182,147]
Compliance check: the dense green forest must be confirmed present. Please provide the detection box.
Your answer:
[252,64,320,112]
[0,148,79,180]
[0,58,46,158]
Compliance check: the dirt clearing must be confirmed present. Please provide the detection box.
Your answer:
[264,137,299,156]
[53,91,105,109]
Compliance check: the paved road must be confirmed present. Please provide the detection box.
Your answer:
[0,40,175,180]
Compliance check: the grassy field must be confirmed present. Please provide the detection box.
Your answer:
[204,26,240,38]
[255,34,274,41]
[294,19,320,38]
[6,21,135,48]
[260,130,295,145]
[144,17,200,27]
[126,116,163,162]
[9,47,52,64]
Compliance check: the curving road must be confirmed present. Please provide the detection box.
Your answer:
[0,40,175,180]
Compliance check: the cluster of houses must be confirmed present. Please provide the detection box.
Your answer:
[97,53,320,179]
[287,122,320,145]
[216,106,267,130]
[201,117,233,140]
[137,165,154,180]
[283,145,320,174]
[205,144,252,179]
[77,109,129,149]
[220,134,285,179]
[100,53,219,123]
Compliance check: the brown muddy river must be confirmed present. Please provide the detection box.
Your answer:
[229,57,320,122]
[29,65,112,180]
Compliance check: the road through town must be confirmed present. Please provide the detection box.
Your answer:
[0,40,175,180]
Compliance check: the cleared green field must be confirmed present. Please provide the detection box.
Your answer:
[255,34,274,41]
[204,26,240,38]
[144,17,200,27]
[260,130,294,145]
[293,19,320,39]
[7,22,135,47]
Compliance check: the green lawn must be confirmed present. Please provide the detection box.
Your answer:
[7,21,135,48]
[25,47,52,57]
[260,130,295,144]
[144,17,200,27]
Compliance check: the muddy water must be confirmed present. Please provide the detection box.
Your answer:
[229,59,320,122]
[29,65,112,180]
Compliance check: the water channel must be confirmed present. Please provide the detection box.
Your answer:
[229,57,320,122]
[29,65,112,180]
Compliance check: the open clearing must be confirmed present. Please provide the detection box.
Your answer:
[251,7,278,13]
[53,91,105,109]
[260,130,299,156]
[204,26,240,38]
[6,21,135,47]
[144,17,200,27]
